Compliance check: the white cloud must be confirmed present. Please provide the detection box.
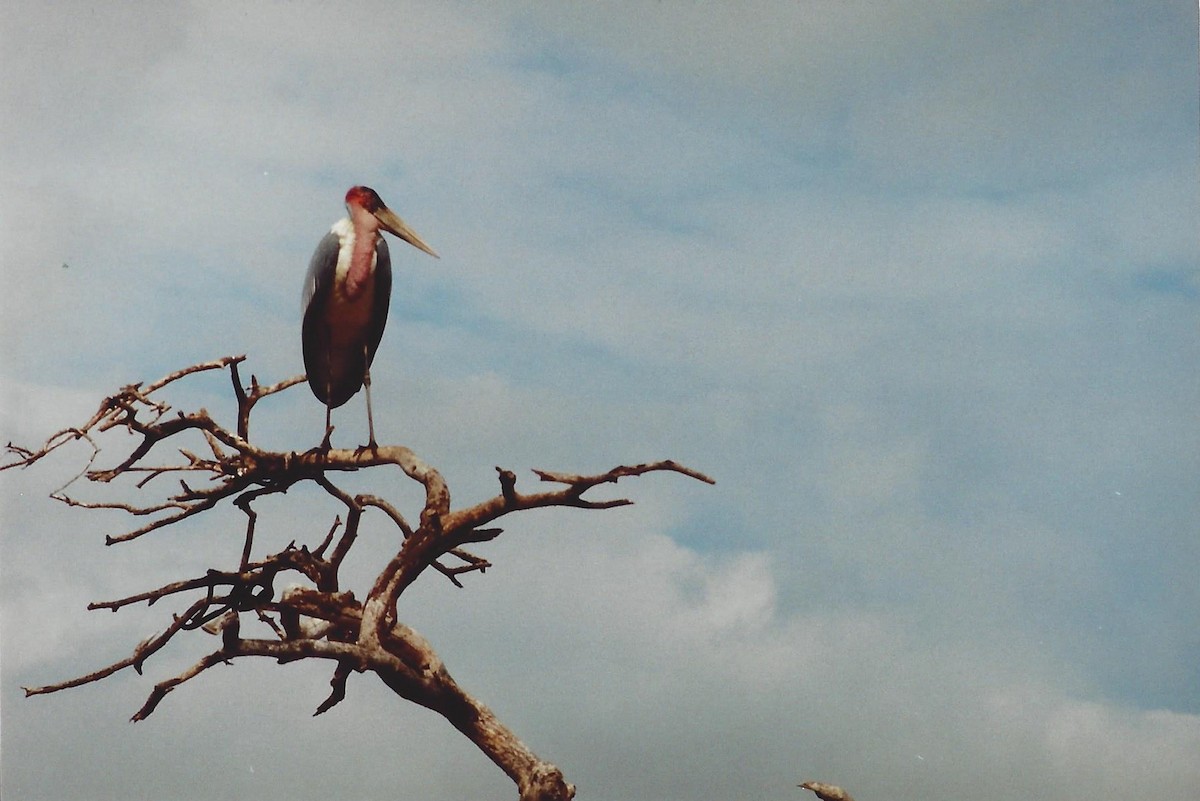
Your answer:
[3,1,1197,800]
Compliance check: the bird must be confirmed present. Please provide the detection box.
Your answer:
[301,185,438,450]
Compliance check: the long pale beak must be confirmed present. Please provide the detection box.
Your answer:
[375,207,439,258]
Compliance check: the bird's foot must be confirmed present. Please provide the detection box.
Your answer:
[354,438,380,457]
[303,429,334,457]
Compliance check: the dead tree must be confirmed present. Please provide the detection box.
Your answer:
[3,355,714,801]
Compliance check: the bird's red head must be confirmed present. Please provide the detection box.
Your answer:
[341,185,439,258]
[345,185,384,212]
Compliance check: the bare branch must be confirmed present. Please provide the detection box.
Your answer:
[131,648,234,722]
[24,598,209,696]
[143,355,246,395]
[235,495,258,569]
[313,662,353,716]
[101,489,232,544]
[11,356,709,801]
[357,493,414,538]
[533,459,715,488]
[440,460,714,542]
[230,358,306,440]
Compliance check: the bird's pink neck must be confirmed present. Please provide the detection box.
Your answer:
[345,208,380,299]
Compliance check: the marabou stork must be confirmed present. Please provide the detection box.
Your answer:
[302,186,438,449]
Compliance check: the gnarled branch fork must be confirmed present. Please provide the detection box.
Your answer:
[5,356,713,801]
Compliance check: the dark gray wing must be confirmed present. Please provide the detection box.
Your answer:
[302,231,341,315]
[301,231,343,404]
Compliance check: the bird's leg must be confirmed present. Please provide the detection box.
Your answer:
[304,404,334,457]
[319,404,334,450]
[362,365,378,452]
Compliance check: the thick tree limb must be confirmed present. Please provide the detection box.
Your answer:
[7,356,712,801]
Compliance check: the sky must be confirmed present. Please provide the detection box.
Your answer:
[1,2,1198,800]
